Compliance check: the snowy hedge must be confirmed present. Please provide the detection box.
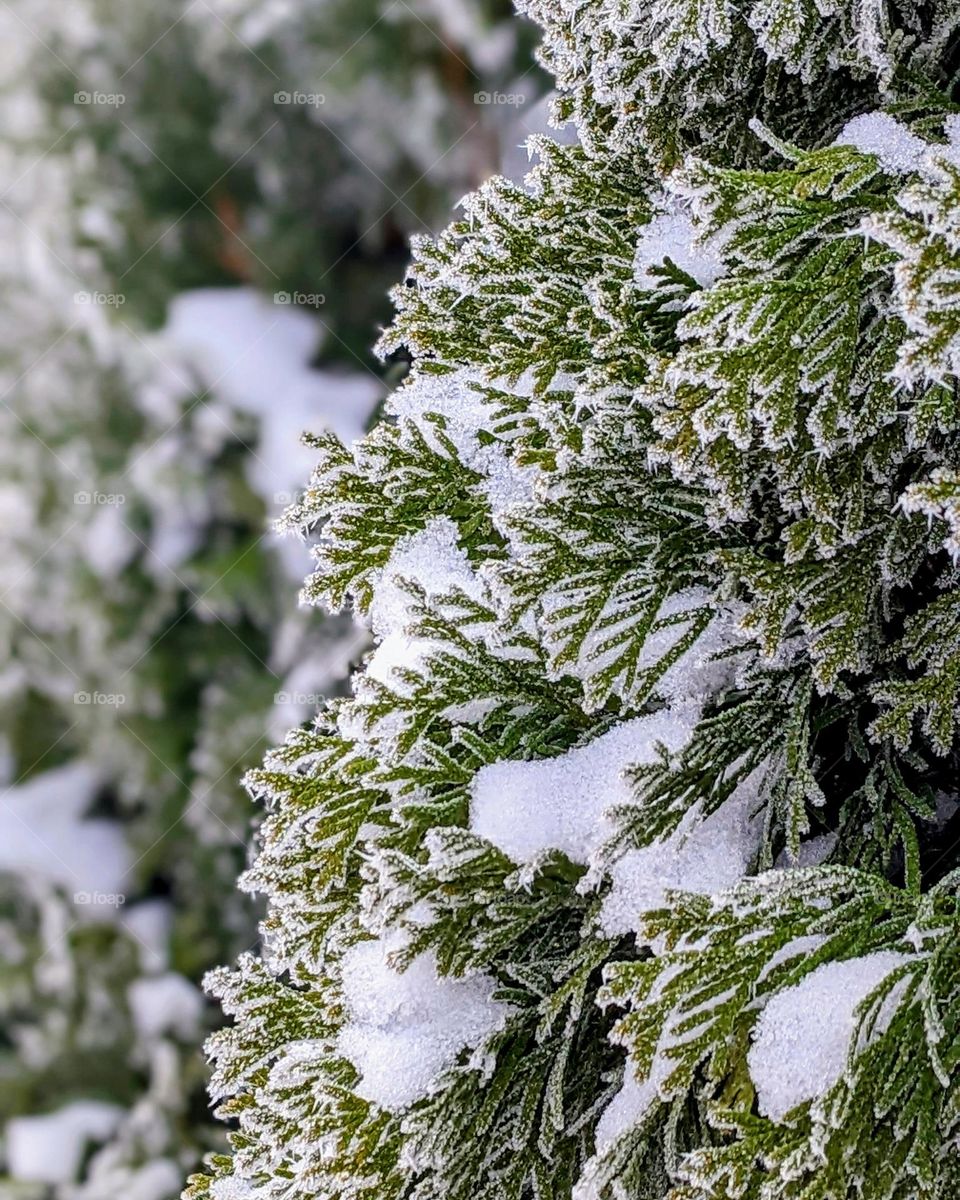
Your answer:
[0,0,527,1194]
[193,3,960,1199]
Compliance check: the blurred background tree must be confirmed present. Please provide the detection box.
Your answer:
[0,2,543,1195]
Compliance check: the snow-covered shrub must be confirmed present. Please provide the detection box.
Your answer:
[0,231,379,1197]
[194,4,960,1200]
[0,0,535,1194]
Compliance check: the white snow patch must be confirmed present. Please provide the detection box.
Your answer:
[634,201,727,292]
[748,950,913,1122]
[160,287,380,576]
[593,1056,668,1155]
[641,590,744,702]
[579,964,694,1183]
[387,370,537,534]
[120,900,173,972]
[269,629,368,741]
[82,504,137,579]
[336,939,510,1110]
[5,1101,123,1183]
[70,1156,186,1200]
[469,707,700,866]
[757,934,828,984]
[386,371,498,462]
[834,112,927,175]
[122,1159,184,1200]
[124,434,206,577]
[775,832,837,870]
[127,972,204,1041]
[0,761,129,898]
[599,766,766,938]
[477,444,538,533]
[365,517,485,687]
[369,518,483,638]
[162,286,376,446]
[939,113,960,168]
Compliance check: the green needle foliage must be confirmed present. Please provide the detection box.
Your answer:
[0,0,529,1194]
[195,4,960,1200]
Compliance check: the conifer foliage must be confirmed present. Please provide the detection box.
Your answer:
[197,4,960,1199]
[0,0,526,1193]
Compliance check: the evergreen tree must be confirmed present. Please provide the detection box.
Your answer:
[194,4,960,1200]
[0,0,530,1194]
[23,0,534,351]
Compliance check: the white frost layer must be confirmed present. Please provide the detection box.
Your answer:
[0,761,129,897]
[6,1101,123,1183]
[748,950,913,1122]
[365,517,485,687]
[336,940,510,1110]
[834,112,927,174]
[127,972,204,1040]
[469,708,700,865]
[634,201,727,291]
[599,766,766,938]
